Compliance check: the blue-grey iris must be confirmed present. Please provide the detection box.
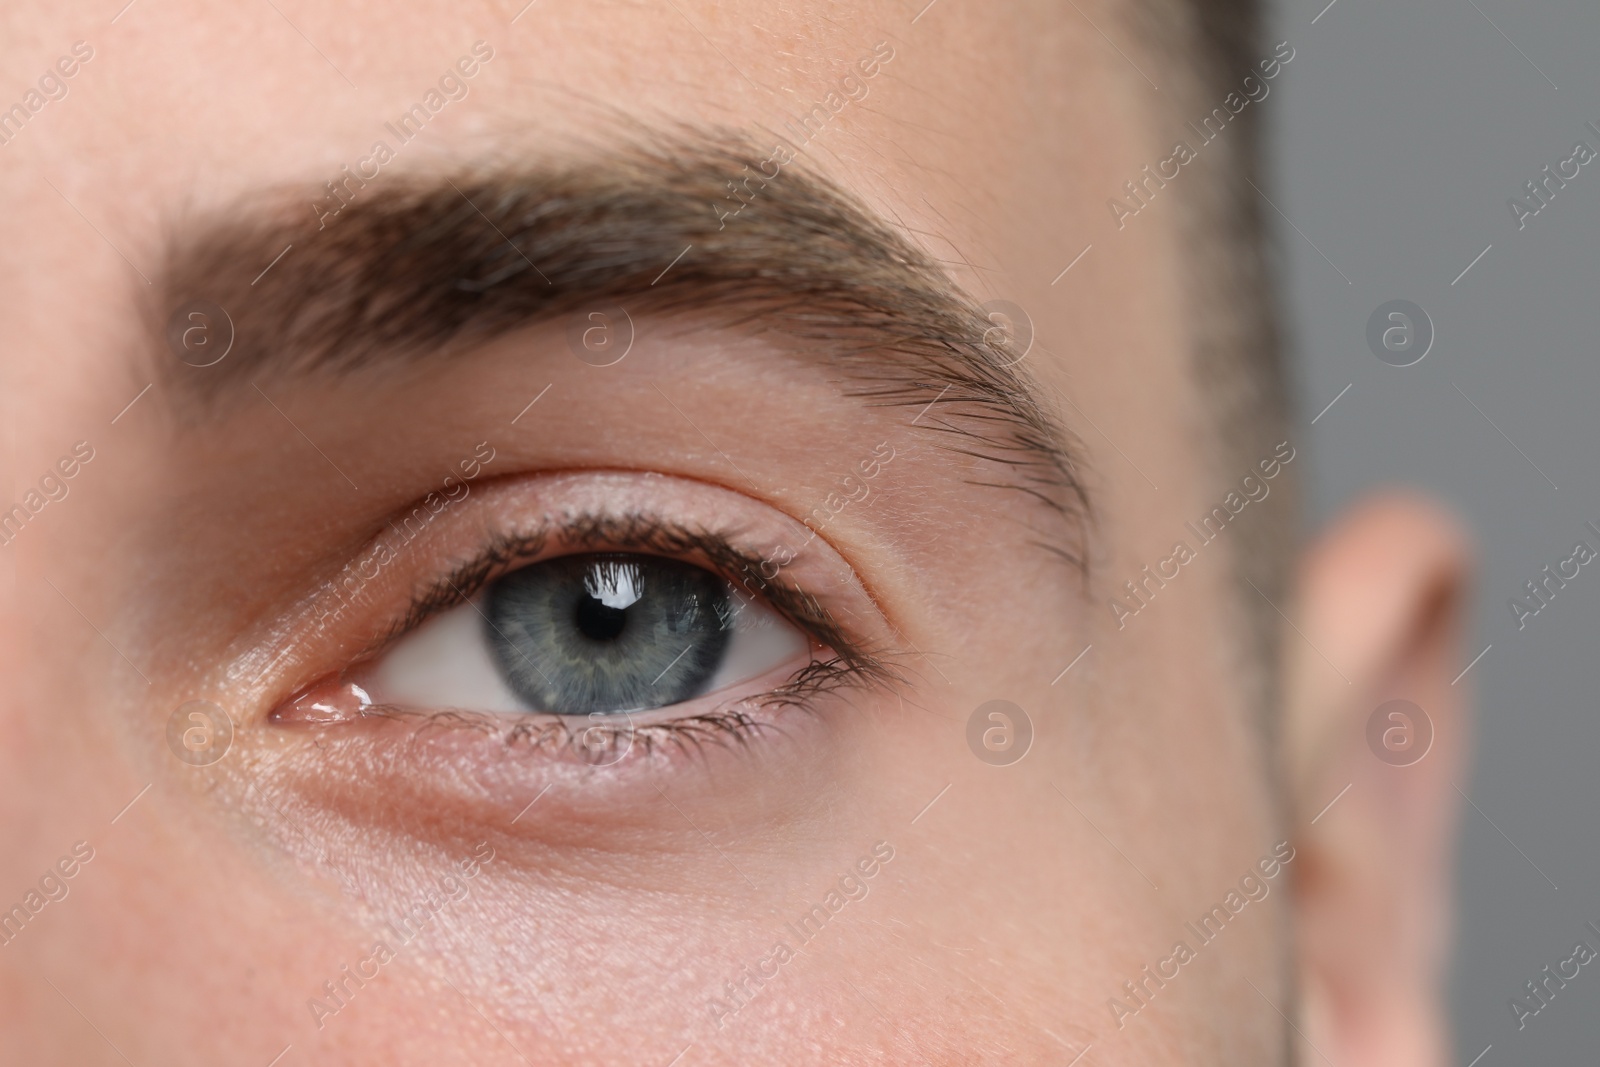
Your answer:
[483,553,733,715]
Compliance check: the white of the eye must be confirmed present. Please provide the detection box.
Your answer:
[363,582,810,715]
[366,600,530,713]
[701,588,807,694]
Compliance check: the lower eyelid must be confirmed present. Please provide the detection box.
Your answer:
[270,652,835,754]
[253,675,851,844]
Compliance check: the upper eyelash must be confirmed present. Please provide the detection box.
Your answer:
[368,510,900,697]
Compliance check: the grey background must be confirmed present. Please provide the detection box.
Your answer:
[1267,0,1599,1059]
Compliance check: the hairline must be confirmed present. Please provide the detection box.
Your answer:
[1120,0,1298,755]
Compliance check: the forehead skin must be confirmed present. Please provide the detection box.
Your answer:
[0,1,1280,1065]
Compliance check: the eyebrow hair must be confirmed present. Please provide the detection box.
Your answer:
[154,129,1090,565]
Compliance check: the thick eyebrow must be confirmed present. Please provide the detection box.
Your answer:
[154,130,1089,563]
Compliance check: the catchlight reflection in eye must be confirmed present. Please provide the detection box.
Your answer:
[362,553,809,717]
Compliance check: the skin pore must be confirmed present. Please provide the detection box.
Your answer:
[0,1,1471,1064]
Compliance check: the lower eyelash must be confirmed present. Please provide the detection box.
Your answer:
[508,707,773,762]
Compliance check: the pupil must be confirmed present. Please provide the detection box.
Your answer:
[575,595,628,642]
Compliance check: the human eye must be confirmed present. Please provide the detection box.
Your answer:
[263,471,894,773]
[362,551,808,719]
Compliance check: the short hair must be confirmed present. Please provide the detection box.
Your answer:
[1126,0,1298,734]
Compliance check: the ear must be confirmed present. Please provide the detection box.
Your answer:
[1284,495,1474,1067]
